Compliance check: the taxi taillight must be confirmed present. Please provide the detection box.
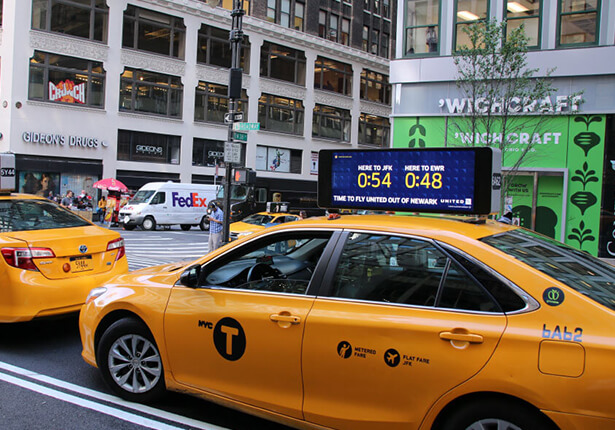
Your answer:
[1,247,55,271]
[107,238,125,261]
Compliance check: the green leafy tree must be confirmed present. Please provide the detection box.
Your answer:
[450,19,580,208]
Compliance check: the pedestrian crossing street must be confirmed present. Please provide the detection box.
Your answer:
[121,230,210,271]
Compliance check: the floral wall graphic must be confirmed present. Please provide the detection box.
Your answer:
[567,115,604,253]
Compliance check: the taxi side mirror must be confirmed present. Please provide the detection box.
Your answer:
[179,264,201,288]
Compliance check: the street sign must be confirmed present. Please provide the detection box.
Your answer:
[224,142,242,164]
[233,131,248,142]
[233,122,260,131]
[224,112,244,124]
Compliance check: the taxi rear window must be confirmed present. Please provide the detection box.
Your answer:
[0,199,91,232]
[481,230,615,311]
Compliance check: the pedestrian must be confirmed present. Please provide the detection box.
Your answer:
[61,190,74,208]
[498,211,513,224]
[208,202,224,252]
[97,195,106,224]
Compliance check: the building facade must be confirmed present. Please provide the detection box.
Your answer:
[392,0,615,258]
[0,0,392,211]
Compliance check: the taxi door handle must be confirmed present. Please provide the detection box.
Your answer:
[270,314,301,324]
[439,331,484,344]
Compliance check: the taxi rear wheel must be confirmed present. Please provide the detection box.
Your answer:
[436,398,556,430]
[97,318,166,403]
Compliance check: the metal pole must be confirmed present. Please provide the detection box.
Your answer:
[223,0,245,244]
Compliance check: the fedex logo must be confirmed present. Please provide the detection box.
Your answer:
[172,192,208,207]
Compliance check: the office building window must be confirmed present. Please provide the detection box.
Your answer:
[319,10,327,38]
[119,68,183,118]
[220,0,251,15]
[405,0,439,55]
[341,18,350,45]
[319,10,348,44]
[32,0,109,42]
[455,0,488,50]
[507,1,541,48]
[256,146,302,173]
[314,56,353,96]
[362,25,369,51]
[117,130,181,165]
[383,0,390,17]
[267,0,305,30]
[193,138,245,167]
[194,82,247,123]
[260,42,306,85]
[360,70,391,104]
[371,29,380,54]
[197,24,250,69]
[28,51,105,107]
[359,114,390,147]
[123,5,185,59]
[258,94,304,135]
[558,0,599,46]
[313,105,351,142]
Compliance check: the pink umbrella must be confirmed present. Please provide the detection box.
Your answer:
[93,178,128,192]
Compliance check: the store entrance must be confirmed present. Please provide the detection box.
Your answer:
[504,171,566,241]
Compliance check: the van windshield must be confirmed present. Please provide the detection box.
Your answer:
[216,185,249,201]
[130,190,155,204]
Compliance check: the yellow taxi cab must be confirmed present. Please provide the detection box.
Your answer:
[0,193,128,322]
[229,211,301,240]
[79,214,615,430]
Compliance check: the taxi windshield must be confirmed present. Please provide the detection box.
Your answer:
[242,214,275,225]
[481,229,615,310]
[130,190,155,204]
[216,185,249,201]
[0,199,91,232]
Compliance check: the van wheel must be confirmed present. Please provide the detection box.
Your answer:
[142,217,156,231]
[180,224,191,231]
[199,217,210,231]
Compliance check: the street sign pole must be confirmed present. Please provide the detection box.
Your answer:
[223,0,245,245]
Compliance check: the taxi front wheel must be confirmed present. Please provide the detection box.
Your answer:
[96,318,166,404]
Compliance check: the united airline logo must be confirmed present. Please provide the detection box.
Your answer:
[49,80,86,104]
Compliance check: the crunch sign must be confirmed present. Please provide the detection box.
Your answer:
[172,192,208,208]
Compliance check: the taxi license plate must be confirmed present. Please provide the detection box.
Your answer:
[70,255,93,273]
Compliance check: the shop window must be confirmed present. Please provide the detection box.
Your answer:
[454,0,488,51]
[258,94,304,135]
[197,24,250,69]
[195,82,247,123]
[314,56,352,96]
[360,70,391,104]
[557,0,600,47]
[312,104,351,142]
[122,5,185,59]
[359,113,390,147]
[260,42,306,85]
[117,130,181,165]
[267,0,304,30]
[507,0,541,48]
[193,138,245,167]
[28,51,105,108]
[31,0,108,42]
[119,68,183,118]
[256,146,302,173]
[405,0,439,55]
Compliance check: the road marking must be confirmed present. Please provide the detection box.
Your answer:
[0,361,229,430]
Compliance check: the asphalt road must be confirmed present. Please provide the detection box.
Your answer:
[0,228,291,430]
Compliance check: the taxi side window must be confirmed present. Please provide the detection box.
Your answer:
[330,233,498,311]
[151,192,165,205]
[201,232,332,295]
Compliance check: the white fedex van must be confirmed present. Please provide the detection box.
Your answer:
[119,182,218,231]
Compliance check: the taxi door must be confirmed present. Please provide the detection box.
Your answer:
[301,232,507,430]
[164,230,337,419]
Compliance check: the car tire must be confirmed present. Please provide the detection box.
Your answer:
[436,398,556,430]
[180,224,191,231]
[142,217,156,231]
[123,224,136,231]
[199,216,210,231]
[96,318,166,404]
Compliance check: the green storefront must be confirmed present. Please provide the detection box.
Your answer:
[393,115,608,257]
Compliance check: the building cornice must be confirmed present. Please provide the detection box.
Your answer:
[30,30,109,61]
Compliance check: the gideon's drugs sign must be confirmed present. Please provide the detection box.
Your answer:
[22,131,108,149]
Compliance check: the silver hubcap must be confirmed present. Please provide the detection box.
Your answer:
[108,334,162,394]
[467,419,523,430]
[143,219,153,229]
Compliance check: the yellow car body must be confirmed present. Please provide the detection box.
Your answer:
[80,214,615,430]
[229,212,301,239]
[0,194,128,322]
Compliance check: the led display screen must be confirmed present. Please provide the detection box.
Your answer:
[318,148,501,215]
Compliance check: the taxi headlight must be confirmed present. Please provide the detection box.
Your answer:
[85,287,107,305]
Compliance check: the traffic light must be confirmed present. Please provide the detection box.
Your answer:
[233,168,256,184]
